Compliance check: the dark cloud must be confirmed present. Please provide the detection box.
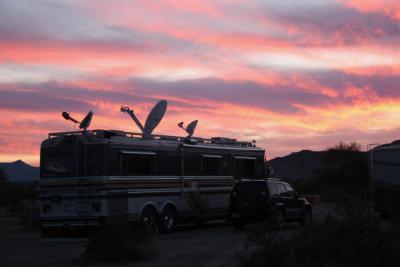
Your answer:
[307,70,400,98]
[0,81,203,115]
[130,78,330,113]
[0,89,92,112]
[1,68,399,118]
[266,4,400,46]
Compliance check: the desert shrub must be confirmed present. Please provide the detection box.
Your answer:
[0,168,7,185]
[0,180,38,207]
[238,201,400,267]
[312,142,369,203]
[86,223,154,263]
[7,200,40,228]
[0,168,39,227]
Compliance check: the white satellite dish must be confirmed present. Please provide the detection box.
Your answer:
[79,111,93,131]
[143,100,167,137]
[178,119,198,138]
[121,100,167,138]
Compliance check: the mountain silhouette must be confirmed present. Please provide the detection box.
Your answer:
[268,150,326,180]
[0,160,39,182]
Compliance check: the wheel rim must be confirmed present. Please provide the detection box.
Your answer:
[142,210,156,230]
[163,211,175,230]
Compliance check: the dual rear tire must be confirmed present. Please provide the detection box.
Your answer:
[140,206,177,234]
[159,207,177,233]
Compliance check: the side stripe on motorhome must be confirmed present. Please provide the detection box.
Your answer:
[40,187,233,200]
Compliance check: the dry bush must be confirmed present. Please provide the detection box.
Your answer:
[86,222,154,263]
[238,200,400,267]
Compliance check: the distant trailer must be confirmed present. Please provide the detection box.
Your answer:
[369,141,400,217]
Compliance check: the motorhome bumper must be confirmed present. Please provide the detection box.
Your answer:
[41,217,103,239]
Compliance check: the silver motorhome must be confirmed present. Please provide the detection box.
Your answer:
[40,101,266,236]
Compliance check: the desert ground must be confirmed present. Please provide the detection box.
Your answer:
[0,203,334,267]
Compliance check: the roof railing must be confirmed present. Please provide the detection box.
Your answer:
[48,130,255,147]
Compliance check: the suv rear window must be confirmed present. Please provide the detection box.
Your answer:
[284,183,296,196]
[234,181,267,195]
[277,183,287,195]
[267,182,280,197]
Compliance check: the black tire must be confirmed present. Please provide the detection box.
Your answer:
[236,196,256,217]
[140,206,158,233]
[300,209,312,226]
[232,218,245,230]
[272,208,285,229]
[159,206,177,234]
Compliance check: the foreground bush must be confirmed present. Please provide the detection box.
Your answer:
[0,182,38,207]
[238,201,400,267]
[7,200,40,228]
[1,169,40,228]
[86,223,154,263]
[314,142,369,203]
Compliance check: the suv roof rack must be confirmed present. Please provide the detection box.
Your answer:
[267,178,282,181]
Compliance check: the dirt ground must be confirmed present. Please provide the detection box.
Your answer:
[0,203,334,267]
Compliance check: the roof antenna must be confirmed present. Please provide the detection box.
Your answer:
[178,120,198,138]
[120,106,144,133]
[121,100,168,138]
[62,111,93,131]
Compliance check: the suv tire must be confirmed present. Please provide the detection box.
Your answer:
[231,217,245,230]
[273,208,285,229]
[300,209,312,226]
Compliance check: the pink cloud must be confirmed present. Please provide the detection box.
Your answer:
[0,0,399,165]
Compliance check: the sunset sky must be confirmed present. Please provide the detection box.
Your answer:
[0,0,399,166]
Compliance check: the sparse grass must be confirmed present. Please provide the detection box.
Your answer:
[0,181,38,207]
[0,171,40,228]
[7,200,40,228]
[86,222,154,263]
[237,200,400,267]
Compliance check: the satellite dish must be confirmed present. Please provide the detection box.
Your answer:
[143,100,167,137]
[62,110,93,131]
[178,120,198,138]
[186,120,198,137]
[79,111,93,131]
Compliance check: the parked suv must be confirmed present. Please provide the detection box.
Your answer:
[229,178,312,229]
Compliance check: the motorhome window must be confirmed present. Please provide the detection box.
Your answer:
[121,151,155,175]
[235,157,256,178]
[236,181,266,195]
[202,155,222,175]
[42,153,76,177]
[87,147,104,176]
